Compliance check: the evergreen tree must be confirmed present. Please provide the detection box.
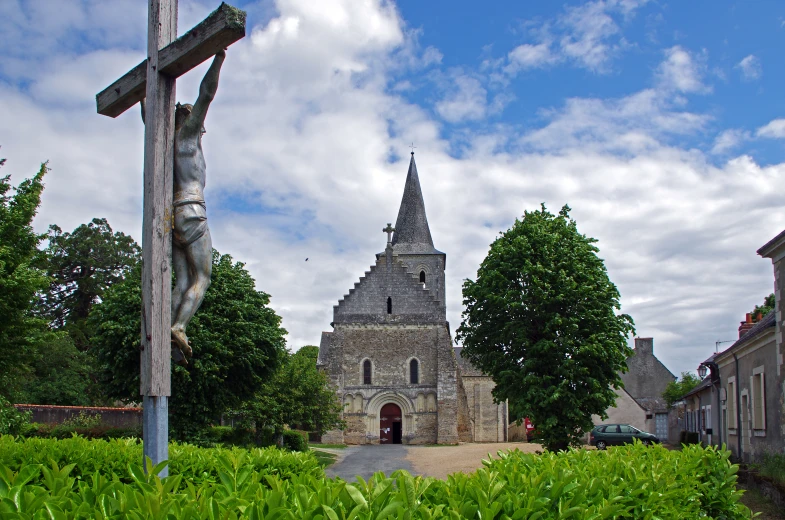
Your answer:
[0,161,52,400]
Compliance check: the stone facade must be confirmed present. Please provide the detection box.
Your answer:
[318,154,506,445]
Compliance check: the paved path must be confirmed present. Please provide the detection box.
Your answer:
[321,442,544,482]
[324,445,415,482]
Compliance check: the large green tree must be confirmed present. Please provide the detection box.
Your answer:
[456,204,635,451]
[0,161,53,400]
[234,345,344,442]
[92,250,287,438]
[38,218,140,348]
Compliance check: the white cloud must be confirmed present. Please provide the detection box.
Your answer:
[500,0,649,77]
[505,43,557,73]
[756,118,785,139]
[656,46,711,94]
[711,129,749,155]
[736,54,762,81]
[434,74,489,123]
[1,0,782,382]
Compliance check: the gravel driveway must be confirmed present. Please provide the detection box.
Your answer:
[324,442,542,482]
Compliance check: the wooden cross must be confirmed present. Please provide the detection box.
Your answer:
[95,0,245,475]
[383,223,395,244]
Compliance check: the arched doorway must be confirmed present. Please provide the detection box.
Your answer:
[380,403,402,444]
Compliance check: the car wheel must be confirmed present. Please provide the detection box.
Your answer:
[596,440,607,450]
[641,439,651,446]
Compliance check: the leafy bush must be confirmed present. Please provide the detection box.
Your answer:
[282,429,308,451]
[759,451,785,485]
[0,437,750,519]
[205,425,255,446]
[0,398,31,435]
[0,435,322,485]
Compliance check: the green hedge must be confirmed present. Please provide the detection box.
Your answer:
[0,435,323,485]
[0,436,750,519]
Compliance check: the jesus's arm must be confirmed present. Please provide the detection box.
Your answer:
[182,50,226,137]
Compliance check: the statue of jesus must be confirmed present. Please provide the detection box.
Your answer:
[142,50,225,365]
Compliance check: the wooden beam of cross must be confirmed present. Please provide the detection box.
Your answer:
[97,2,246,118]
[95,0,246,475]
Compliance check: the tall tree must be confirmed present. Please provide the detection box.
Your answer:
[92,250,287,438]
[0,161,52,400]
[38,218,140,348]
[457,204,635,451]
[234,345,344,442]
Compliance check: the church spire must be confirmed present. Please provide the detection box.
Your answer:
[391,153,441,254]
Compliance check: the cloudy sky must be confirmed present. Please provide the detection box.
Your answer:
[2,0,784,377]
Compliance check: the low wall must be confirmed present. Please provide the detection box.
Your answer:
[14,404,142,428]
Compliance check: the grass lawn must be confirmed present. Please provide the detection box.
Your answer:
[310,443,346,449]
[311,449,338,468]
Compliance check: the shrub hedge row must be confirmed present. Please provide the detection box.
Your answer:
[0,436,751,519]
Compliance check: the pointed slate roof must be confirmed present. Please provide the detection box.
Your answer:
[391,153,443,255]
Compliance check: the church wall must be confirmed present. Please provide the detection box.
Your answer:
[333,255,445,326]
[463,376,506,442]
[335,326,441,387]
[395,254,446,305]
[320,324,458,445]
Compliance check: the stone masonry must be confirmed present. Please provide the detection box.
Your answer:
[317,154,506,444]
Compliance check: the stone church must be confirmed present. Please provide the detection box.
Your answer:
[317,154,508,444]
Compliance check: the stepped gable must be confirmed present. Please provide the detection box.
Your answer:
[333,246,444,325]
[390,153,444,256]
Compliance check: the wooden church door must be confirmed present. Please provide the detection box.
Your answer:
[380,403,402,444]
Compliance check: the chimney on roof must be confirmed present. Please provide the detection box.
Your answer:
[738,313,754,338]
[634,337,653,354]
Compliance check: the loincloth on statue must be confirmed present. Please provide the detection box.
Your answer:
[173,199,209,248]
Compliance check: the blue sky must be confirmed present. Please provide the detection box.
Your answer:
[1,0,785,378]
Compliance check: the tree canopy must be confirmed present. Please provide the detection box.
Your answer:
[233,345,344,441]
[0,161,53,400]
[456,204,635,451]
[662,371,702,408]
[92,250,287,438]
[38,218,140,347]
[751,293,775,321]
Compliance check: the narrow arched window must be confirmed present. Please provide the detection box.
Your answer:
[387,297,392,314]
[419,271,426,283]
[410,359,419,384]
[363,360,372,385]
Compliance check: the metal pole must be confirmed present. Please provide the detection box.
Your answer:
[143,396,169,477]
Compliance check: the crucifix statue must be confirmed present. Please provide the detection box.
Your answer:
[383,223,395,244]
[96,0,246,474]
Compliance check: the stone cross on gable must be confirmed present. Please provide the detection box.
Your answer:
[95,0,245,475]
[383,223,395,244]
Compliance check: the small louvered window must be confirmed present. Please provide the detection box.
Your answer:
[387,297,392,314]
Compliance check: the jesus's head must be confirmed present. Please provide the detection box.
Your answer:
[175,103,193,130]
